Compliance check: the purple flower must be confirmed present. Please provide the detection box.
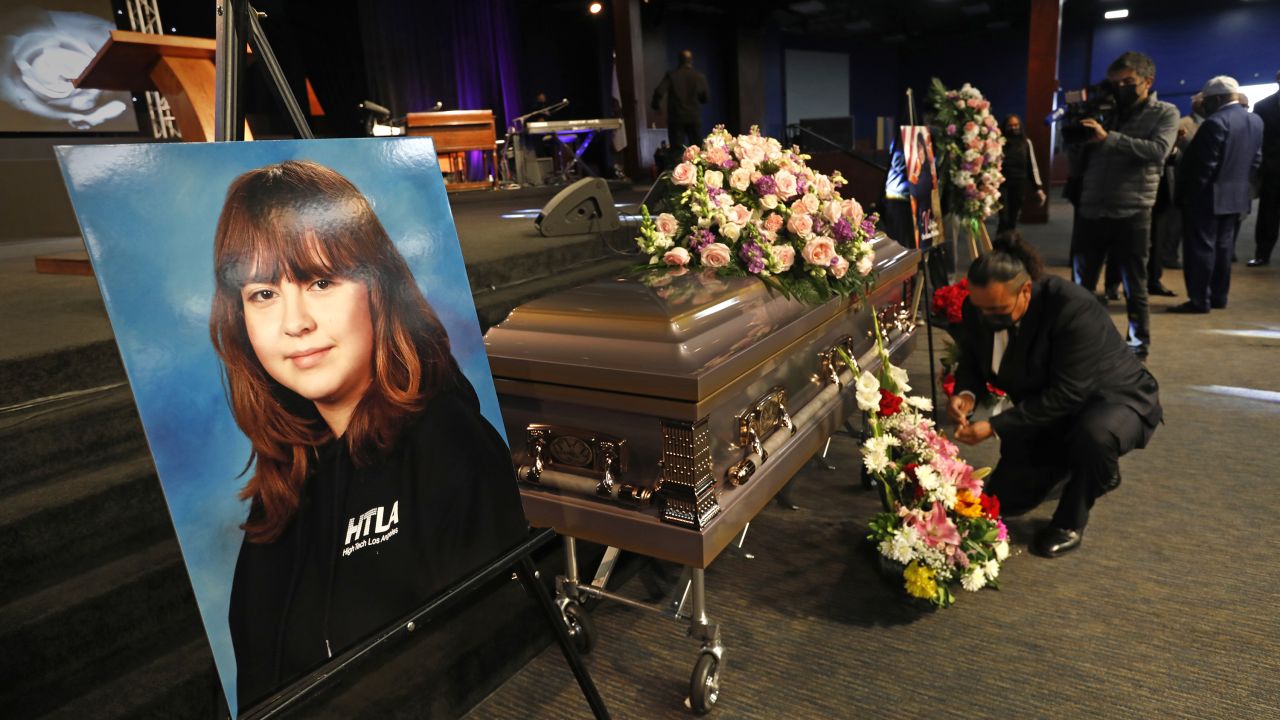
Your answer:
[859,218,877,235]
[812,217,828,236]
[708,186,724,200]
[946,124,957,135]
[753,174,777,196]
[739,240,766,274]
[689,228,717,252]
[723,158,737,170]
[796,176,808,197]
[964,185,979,199]
[833,218,853,243]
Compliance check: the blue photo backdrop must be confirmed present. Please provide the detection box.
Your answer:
[56,137,505,714]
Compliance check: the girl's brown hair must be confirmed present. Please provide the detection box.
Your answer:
[210,160,452,543]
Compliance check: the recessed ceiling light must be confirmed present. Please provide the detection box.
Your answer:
[1104,9,1129,20]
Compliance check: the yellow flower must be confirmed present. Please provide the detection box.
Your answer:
[903,560,938,600]
[955,490,983,518]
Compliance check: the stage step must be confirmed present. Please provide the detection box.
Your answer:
[0,384,145,492]
[0,454,170,605]
[0,340,125,408]
[42,637,220,720]
[0,538,206,717]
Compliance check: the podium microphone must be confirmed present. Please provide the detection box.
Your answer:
[432,101,444,111]
[359,100,391,119]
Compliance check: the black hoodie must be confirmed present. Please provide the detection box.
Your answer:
[228,372,528,710]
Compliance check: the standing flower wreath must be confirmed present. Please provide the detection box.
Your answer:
[929,79,1005,238]
[636,126,879,304]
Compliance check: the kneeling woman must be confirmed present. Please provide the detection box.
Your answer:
[210,160,527,708]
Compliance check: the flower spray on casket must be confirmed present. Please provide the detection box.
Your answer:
[636,126,879,304]
[835,306,1009,609]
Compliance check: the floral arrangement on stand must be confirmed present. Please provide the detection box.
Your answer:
[636,126,880,304]
[840,315,1009,609]
[929,79,1006,241]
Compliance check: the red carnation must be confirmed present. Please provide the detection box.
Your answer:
[980,493,1001,519]
[931,278,969,324]
[941,372,956,398]
[878,388,904,417]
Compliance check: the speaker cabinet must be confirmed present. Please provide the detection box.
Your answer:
[535,178,621,237]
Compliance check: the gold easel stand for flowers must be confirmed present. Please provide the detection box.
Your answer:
[945,215,994,263]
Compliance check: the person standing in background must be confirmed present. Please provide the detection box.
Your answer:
[651,50,709,162]
[1171,76,1264,313]
[996,115,1046,233]
[1248,71,1280,267]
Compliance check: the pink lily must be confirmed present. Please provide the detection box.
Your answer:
[909,502,961,549]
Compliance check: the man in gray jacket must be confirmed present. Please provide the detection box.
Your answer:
[1067,51,1179,360]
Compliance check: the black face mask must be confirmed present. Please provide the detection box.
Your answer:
[980,312,1016,332]
[1115,83,1141,108]
[1006,128,1023,138]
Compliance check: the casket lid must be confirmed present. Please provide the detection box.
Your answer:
[484,235,913,404]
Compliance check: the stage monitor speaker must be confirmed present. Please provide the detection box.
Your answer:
[535,178,620,237]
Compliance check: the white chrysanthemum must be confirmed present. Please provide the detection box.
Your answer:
[932,483,958,510]
[914,464,940,491]
[961,569,988,592]
[886,364,911,393]
[995,540,1010,561]
[905,395,933,412]
[983,559,1001,581]
[863,448,890,474]
[881,529,916,564]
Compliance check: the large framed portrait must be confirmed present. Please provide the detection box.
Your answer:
[56,138,529,715]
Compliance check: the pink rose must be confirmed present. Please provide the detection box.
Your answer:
[856,254,874,276]
[705,145,731,167]
[787,212,814,237]
[955,100,966,109]
[801,193,820,214]
[801,236,837,267]
[814,174,834,199]
[763,212,784,232]
[727,204,752,226]
[683,145,701,162]
[822,200,842,224]
[700,242,731,268]
[830,255,849,279]
[774,170,797,198]
[967,98,980,108]
[964,121,977,134]
[843,198,865,226]
[759,228,778,243]
[671,162,697,186]
[654,212,680,236]
[773,244,796,271]
[729,167,752,191]
[663,247,691,266]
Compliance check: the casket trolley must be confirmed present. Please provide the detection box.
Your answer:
[484,235,920,714]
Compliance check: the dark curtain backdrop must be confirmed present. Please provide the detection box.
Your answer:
[359,0,521,129]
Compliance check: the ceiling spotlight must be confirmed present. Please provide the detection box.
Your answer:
[588,1,603,14]
[1104,9,1129,20]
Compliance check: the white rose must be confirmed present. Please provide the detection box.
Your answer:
[704,169,724,188]
[719,222,741,241]
[761,194,779,209]
[729,167,752,192]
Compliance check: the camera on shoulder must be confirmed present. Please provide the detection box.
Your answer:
[1055,81,1120,143]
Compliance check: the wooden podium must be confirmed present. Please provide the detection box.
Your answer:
[406,110,498,192]
[74,29,252,142]
[39,31,253,275]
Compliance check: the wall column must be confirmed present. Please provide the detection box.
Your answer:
[611,0,644,180]
[1022,0,1062,224]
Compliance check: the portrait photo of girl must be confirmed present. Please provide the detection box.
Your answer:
[209,160,528,708]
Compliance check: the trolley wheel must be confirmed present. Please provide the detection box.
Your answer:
[563,602,596,655]
[689,652,721,715]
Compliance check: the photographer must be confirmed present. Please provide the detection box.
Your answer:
[1065,51,1179,359]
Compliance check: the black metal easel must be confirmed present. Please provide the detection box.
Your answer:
[211,3,608,717]
[904,87,943,423]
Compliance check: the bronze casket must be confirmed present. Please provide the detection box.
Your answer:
[483,235,920,568]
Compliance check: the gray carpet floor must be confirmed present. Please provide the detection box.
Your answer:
[465,199,1280,719]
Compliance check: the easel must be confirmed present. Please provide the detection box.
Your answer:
[211,2,608,717]
[903,87,943,422]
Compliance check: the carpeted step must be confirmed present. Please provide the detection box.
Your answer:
[0,454,170,605]
[41,636,221,720]
[0,340,126,408]
[0,539,205,716]
[0,385,145,492]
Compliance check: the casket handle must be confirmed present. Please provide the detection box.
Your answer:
[525,435,547,483]
[728,388,794,486]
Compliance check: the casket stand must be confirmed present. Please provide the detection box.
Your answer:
[484,234,920,714]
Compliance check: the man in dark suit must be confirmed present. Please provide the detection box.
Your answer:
[1171,76,1265,312]
[1248,71,1280,267]
[651,49,709,158]
[950,235,1162,557]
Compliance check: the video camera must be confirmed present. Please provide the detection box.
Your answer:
[1047,80,1119,143]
